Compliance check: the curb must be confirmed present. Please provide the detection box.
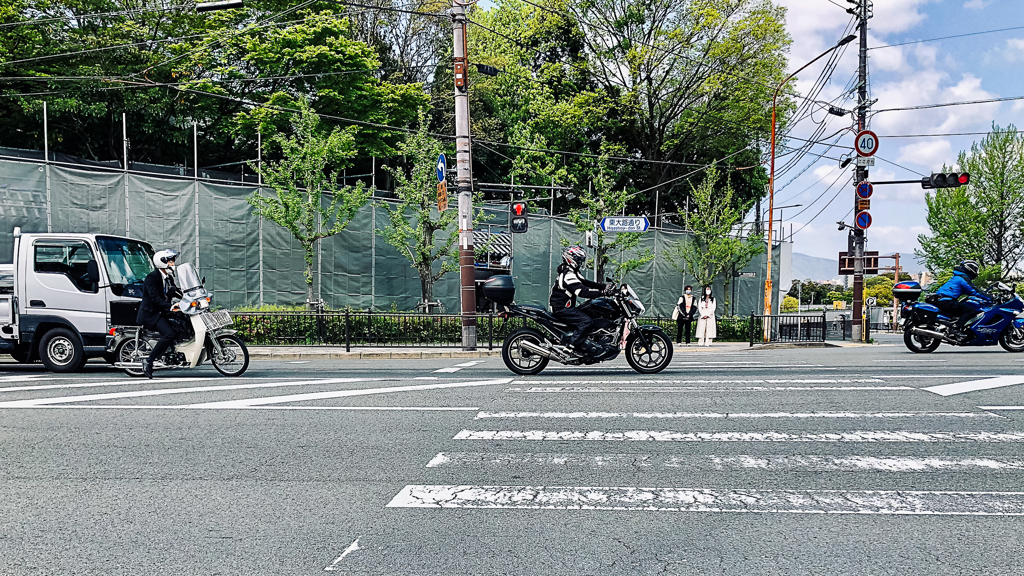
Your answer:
[750,342,840,350]
[248,349,503,361]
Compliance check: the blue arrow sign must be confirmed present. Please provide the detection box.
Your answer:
[600,216,650,233]
[436,153,447,183]
[856,211,872,230]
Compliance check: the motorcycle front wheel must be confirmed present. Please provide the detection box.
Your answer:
[625,330,673,374]
[211,334,250,376]
[904,325,941,353]
[999,326,1024,352]
[502,328,550,376]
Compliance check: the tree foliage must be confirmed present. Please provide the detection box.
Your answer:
[917,125,1024,279]
[248,99,370,305]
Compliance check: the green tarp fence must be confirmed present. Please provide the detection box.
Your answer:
[0,156,783,316]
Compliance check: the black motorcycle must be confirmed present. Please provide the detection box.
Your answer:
[482,275,673,375]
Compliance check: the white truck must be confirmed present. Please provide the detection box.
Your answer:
[0,227,154,372]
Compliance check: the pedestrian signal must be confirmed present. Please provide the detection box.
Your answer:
[921,172,970,189]
[510,201,528,233]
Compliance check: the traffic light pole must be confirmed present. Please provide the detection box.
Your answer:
[852,0,871,342]
[452,0,477,349]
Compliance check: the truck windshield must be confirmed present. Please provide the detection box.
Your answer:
[96,236,155,285]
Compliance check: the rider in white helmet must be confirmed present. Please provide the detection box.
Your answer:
[136,249,180,378]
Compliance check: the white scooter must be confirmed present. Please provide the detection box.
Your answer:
[111,263,249,377]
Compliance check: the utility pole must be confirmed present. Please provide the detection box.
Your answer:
[852,0,871,341]
[452,0,476,349]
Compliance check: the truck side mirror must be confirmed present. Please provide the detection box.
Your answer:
[85,261,100,284]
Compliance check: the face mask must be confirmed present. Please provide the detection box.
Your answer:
[685,290,691,295]
[705,289,712,295]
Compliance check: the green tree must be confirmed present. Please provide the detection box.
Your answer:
[917,124,1024,279]
[864,276,893,306]
[566,151,653,282]
[665,166,764,314]
[378,116,490,305]
[248,99,370,306]
[781,295,798,313]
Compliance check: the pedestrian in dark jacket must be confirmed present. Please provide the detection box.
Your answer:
[673,285,698,344]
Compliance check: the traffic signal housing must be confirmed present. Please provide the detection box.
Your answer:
[921,172,970,189]
[510,201,528,233]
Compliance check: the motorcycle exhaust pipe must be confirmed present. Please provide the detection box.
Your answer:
[910,326,952,342]
[519,340,553,359]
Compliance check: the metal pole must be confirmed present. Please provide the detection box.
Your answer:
[257,130,264,305]
[123,112,129,235]
[452,0,477,349]
[193,122,200,270]
[853,0,870,342]
[43,102,52,232]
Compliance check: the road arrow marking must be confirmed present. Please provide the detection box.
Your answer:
[453,429,1024,442]
[924,375,1024,396]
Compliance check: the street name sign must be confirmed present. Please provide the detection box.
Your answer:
[600,216,650,233]
[856,157,875,167]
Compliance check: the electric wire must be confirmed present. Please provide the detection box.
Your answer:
[790,174,855,237]
[869,25,1024,49]
[0,3,193,28]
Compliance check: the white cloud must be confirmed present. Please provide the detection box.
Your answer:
[896,139,954,170]
[870,0,935,35]
[963,0,992,9]
[870,73,999,136]
[1003,38,1024,62]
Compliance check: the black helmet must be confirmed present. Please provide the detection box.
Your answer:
[958,259,980,280]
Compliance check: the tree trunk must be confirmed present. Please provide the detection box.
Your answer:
[420,267,433,306]
[304,242,315,309]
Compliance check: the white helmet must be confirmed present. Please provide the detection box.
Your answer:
[153,249,179,270]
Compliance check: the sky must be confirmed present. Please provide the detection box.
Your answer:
[771,0,1024,264]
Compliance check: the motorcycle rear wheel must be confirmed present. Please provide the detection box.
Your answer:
[116,339,148,377]
[211,334,249,377]
[502,328,550,376]
[999,326,1024,352]
[904,325,941,353]
[625,330,673,374]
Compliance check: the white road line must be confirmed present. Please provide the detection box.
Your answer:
[474,411,992,420]
[0,378,376,407]
[10,405,480,411]
[505,386,916,393]
[0,375,51,383]
[182,378,513,408]
[924,376,1024,396]
[434,367,463,373]
[978,406,1024,411]
[426,452,1024,472]
[513,379,887,384]
[453,429,1024,443]
[414,377,439,380]
[288,361,310,364]
[0,377,226,394]
[454,360,486,368]
[324,538,361,572]
[386,485,1024,516]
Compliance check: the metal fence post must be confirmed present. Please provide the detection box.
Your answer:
[749,311,754,347]
[345,309,351,352]
[488,312,493,350]
[821,312,826,342]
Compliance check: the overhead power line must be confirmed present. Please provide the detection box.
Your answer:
[870,25,1024,50]
[0,3,192,29]
[874,94,1024,113]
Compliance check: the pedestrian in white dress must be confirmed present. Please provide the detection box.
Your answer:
[696,286,717,346]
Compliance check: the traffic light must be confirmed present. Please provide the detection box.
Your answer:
[921,172,970,189]
[510,201,528,233]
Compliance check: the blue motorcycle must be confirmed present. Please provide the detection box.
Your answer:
[901,281,1024,353]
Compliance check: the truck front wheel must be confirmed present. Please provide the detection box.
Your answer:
[39,328,85,373]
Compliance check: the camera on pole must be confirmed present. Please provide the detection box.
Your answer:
[510,200,528,233]
[921,172,970,189]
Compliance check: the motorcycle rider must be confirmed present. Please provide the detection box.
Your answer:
[550,245,611,355]
[934,259,991,333]
[137,249,181,378]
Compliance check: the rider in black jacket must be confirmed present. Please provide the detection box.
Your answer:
[136,249,180,378]
[550,245,609,354]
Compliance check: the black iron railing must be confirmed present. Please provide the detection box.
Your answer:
[749,313,828,345]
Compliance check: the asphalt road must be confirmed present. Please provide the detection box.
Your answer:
[2,334,1023,575]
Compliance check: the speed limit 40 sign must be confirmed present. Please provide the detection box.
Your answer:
[855,130,879,157]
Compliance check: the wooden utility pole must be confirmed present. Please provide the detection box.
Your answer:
[452,1,477,349]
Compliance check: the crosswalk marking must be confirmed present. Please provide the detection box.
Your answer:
[473,411,993,420]
[425,452,1024,472]
[924,376,1024,396]
[505,386,916,393]
[453,429,1024,442]
[386,485,1024,516]
[0,378,377,407]
[182,378,513,408]
[0,376,223,394]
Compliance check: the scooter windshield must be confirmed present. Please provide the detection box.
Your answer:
[176,263,205,294]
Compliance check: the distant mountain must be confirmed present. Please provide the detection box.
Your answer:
[791,252,924,284]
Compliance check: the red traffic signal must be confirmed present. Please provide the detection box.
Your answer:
[921,172,970,189]
[510,202,528,233]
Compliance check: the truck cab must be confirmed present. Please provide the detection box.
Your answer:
[0,227,154,372]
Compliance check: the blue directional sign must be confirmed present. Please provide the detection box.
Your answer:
[856,211,872,230]
[857,181,873,199]
[600,216,650,233]
[436,154,447,183]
